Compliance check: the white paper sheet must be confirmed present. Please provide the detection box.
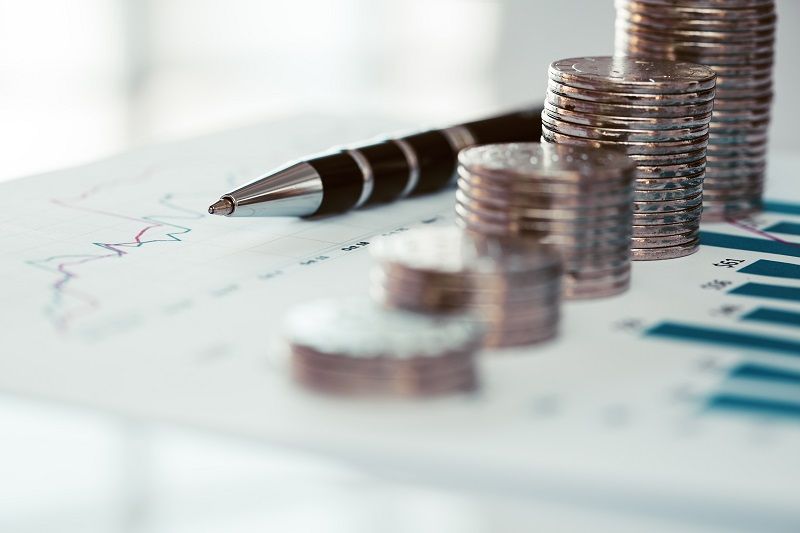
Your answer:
[2,116,800,529]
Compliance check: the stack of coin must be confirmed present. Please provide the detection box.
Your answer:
[615,0,775,220]
[542,56,715,259]
[371,226,562,347]
[284,298,481,396]
[454,142,634,296]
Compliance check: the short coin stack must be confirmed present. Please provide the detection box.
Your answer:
[371,226,562,347]
[614,0,776,220]
[284,298,481,396]
[454,142,634,297]
[542,56,716,259]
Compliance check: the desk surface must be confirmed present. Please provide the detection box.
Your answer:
[2,116,800,531]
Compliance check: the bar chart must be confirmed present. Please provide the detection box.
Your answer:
[646,208,800,423]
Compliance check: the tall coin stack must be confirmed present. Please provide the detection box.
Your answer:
[542,56,716,260]
[284,298,481,396]
[615,0,776,220]
[371,226,562,347]
[455,143,634,297]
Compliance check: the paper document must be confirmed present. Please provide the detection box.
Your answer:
[2,116,800,530]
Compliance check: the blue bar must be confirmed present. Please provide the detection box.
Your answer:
[739,260,800,280]
[763,200,800,216]
[708,394,800,421]
[729,363,800,386]
[730,282,800,303]
[762,221,800,236]
[646,322,800,357]
[700,232,800,258]
[742,307,800,328]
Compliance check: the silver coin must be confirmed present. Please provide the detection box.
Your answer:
[618,1,775,20]
[458,179,633,210]
[709,131,769,146]
[711,96,773,112]
[634,193,703,213]
[565,263,630,282]
[454,203,633,236]
[635,176,705,192]
[633,183,703,201]
[631,203,703,224]
[285,298,482,361]
[701,199,762,221]
[563,254,632,274]
[374,268,562,299]
[455,208,634,243]
[542,113,709,142]
[635,167,705,187]
[456,189,633,221]
[617,33,774,57]
[705,169,766,183]
[624,148,708,166]
[539,140,707,168]
[372,226,562,278]
[709,120,770,133]
[455,197,633,229]
[704,63,774,78]
[565,279,631,300]
[377,288,560,318]
[468,300,562,321]
[616,13,776,36]
[542,127,709,155]
[705,165,765,179]
[631,228,698,248]
[632,219,699,237]
[458,168,632,196]
[292,364,478,397]
[714,76,773,91]
[546,79,715,105]
[546,92,715,118]
[630,157,705,179]
[631,239,699,260]
[711,86,774,100]
[627,0,774,8]
[703,174,764,188]
[292,344,475,375]
[617,25,775,50]
[483,327,559,349]
[543,102,712,131]
[617,15,776,35]
[705,144,768,158]
[458,171,631,195]
[616,9,776,33]
[701,186,764,200]
[458,142,635,181]
[542,232,632,251]
[706,150,767,163]
[619,42,773,65]
[549,56,716,94]
[559,245,631,265]
[566,267,632,285]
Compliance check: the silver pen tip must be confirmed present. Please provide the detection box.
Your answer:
[208,198,234,216]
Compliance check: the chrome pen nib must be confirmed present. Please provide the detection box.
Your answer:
[208,198,234,216]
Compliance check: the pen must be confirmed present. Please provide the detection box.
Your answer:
[208,106,543,218]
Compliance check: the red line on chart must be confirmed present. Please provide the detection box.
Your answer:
[726,217,800,248]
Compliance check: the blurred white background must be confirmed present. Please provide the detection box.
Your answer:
[1,2,799,532]
[1,0,797,183]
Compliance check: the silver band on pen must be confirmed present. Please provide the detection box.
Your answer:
[392,138,421,198]
[346,149,375,209]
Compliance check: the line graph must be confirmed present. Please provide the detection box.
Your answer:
[26,172,205,331]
